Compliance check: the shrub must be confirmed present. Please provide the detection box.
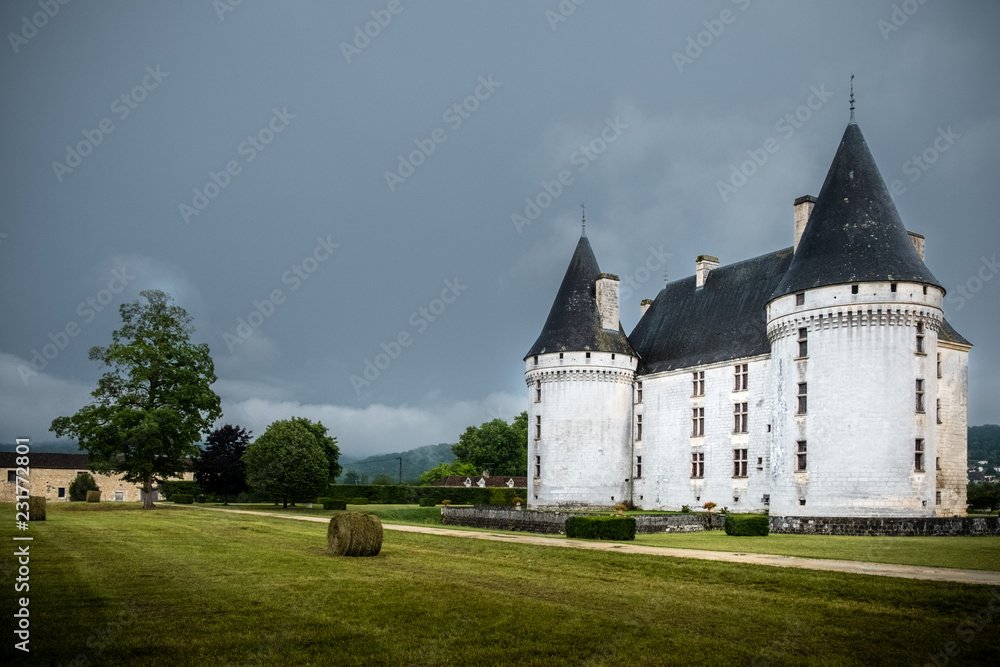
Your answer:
[195,494,207,503]
[28,496,46,521]
[512,496,524,504]
[69,473,100,502]
[323,500,347,510]
[86,490,101,503]
[418,497,437,507]
[724,513,770,536]
[564,516,636,541]
[441,499,452,507]
[172,494,194,505]
[317,497,332,506]
[488,487,519,505]
[681,505,691,513]
[159,480,203,500]
[234,491,251,504]
[351,498,369,505]
[327,513,383,557]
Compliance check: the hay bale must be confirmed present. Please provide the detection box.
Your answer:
[327,513,383,557]
[28,496,46,521]
[86,490,101,503]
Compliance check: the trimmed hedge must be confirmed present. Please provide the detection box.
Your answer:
[324,500,347,510]
[159,480,203,500]
[172,494,194,505]
[351,498,369,505]
[324,484,529,506]
[28,496,46,521]
[724,513,770,536]
[418,497,437,507]
[565,516,636,541]
[86,490,101,503]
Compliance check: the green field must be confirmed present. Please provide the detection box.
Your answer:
[4,502,999,665]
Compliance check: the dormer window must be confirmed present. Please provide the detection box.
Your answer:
[795,293,805,306]
[852,284,859,294]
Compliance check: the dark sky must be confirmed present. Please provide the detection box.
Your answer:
[2,1,998,457]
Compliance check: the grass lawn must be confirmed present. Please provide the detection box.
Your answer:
[3,502,1000,665]
[632,530,1000,571]
[200,502,447,525]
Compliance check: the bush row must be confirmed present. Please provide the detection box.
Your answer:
[564,516,636,541]
[724,513,770,536]
[172,494,194,505]
[324,484,527,506]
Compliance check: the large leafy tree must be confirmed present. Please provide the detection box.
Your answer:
[51,290,222,509]
[195,424,252,504]
[289,416,342,482]
[419,460,479,485]
[243,419,330,508]
[451,411,528,477]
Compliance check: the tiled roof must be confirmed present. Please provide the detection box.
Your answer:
[0,451,90,470]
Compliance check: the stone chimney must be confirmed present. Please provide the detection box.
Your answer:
[595,273,620,331]
[908,231,925,261]
[794,195,817,252]
[696,255,719,289]
[640,298,652,319]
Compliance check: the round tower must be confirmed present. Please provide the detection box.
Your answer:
[766,117,948,518]
[524,230,637,509]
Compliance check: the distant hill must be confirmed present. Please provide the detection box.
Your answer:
[338,442,455,483]
[968,425,1000,467]
[0,441,80,454]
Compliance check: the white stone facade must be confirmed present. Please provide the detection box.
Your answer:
[526,277,970,517]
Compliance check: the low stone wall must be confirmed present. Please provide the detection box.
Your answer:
[770,515,1000,536]
[441,506,724,534]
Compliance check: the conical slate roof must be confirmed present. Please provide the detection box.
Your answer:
[524,233,635,359]
[772,120,941,298]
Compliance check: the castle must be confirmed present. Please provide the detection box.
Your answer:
[523,112,971,518]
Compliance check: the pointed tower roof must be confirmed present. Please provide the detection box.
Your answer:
[524,234,635,359]
[772,119,941,298]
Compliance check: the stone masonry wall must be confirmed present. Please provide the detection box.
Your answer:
[441,506,725,534]
[770,515,1000,536]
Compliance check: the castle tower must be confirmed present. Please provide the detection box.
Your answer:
[766,114,970,517]
[524,228,637,508]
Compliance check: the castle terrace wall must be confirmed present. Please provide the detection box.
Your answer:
[441,506,724,534]
[442,507,1000,537]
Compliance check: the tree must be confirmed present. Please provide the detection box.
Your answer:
[195,425,251,504]
[69,472,100,501]
[419,460,479,485]
[451,411,528,477]
[342,470,362,485]
[968,483,1000,512]
[290,417,341,482]
[372,473,394,486]
[243,420,329,508]
[50,290,222,509]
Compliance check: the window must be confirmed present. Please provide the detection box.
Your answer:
[799,498,807,506]
[636,456,642,479]
[533,355,538,365]
[636,381,643,403]
[691,452,704,478]
[797,328,808,357]
[852,284,859,294]
[923,285,928,295]
[891,283,898,293]
[611,354,615,360]
[692,371,705,396]
[114,491,124,502]
[916,379,925,413]
[796,441,807,471]
[636,415,642,441]
[916,322,925,354]
[937,398,942,424]
[733,449,748,477]
[559,352,564,360]
[734,364,748,391]
[797,383,808,415]
[58,487,66,498]
[77,471,87,476]
[937,353,942,378]
[585,352,591,359]
[914,439,925,471]
[6,470,14,482]
[692,407,705,437]
[534,455,541,478]
[757,456,763,469]
[936,457,941,471]
[535,415,541,440]
[936,491,942,505]
[796,292,805,306]
[733,402,748,433]
[535,380,541,403]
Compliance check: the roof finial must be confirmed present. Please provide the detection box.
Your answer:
[580,203,586,237]
[849,73,856,122]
